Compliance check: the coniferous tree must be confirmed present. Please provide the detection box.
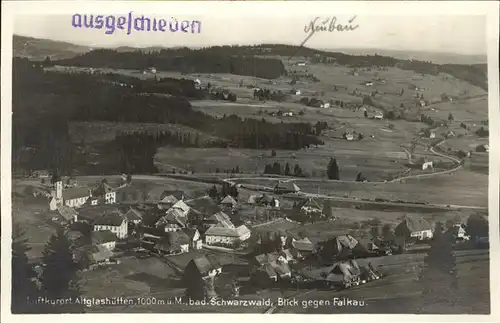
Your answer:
[208,185,219,200]
[40,229,83,313]
[12,224,40,313]
[418,222,458,313]
[327,158,335,180]
[284,162,291,176]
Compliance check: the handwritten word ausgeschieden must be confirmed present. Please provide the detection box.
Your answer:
[72,13,202,35]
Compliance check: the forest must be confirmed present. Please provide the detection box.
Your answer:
[12,57,323,175]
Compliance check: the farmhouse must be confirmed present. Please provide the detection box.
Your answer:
[364,81,373,86]
[344,133,355,141]
[155,208,187,232]
[154,231,190,255]
[73,245,114,268]
[93,212,128,239]
[204,211,235,229]
[422,161,433,170]
[291,237,315,258]
[449,224,469,240]
[321,102,331,109]
[185,255,222,280]
[204,225,251,247]
[253,252,292,282]
[374,112,383,120]
[123,207,144,225]
[91,230,117,251]
[274,181,301,194]
[296,198,323,216]
[183,228,203,250]
[395,216,433,241]
[248,194,280,208]
[220,195,237,209]
[158,190,185,209]
[57,205,79,224]
[169,200,191,217]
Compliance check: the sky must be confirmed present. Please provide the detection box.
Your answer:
[14,14,487,55]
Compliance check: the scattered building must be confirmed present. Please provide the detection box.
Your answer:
[374,112,383,120]
[449,224,469,240]
[422,161,434,170]
[345,133,355,141]
[395,216,433,240]
[296,198,323,216]
[155,208,187,232]
[183,228,203,250]
[204,211,235,229]
[274,181,301,194]
[253,252,292,283]
[123,207,144,225]
[364,81,373,87]
[170,200,191,217]
[57,205,79,223]
[204,225,251,247]
[291,237,315,258]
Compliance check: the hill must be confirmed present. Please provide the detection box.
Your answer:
[13,35,91,60]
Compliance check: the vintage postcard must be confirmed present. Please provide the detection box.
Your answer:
[1,1,499,321]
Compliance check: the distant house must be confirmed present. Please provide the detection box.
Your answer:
[321,103,331,109]
[158,190,184,209]
[282,111,294,117]
[184,255,222,284]
[296,198,323,216]
[77,205,122,224]
[422,161,433,170]
[203,211,235,229]
[364,81,373,87]
[345,133,355,141]
[154,231,190,255]
[93,212,128,239]
[476,144,489,153]
[220,195,237,209]
[449,224,469,240]
[294,90,301,95]
[274,181,301,194]
[91,230,117,251]
[204,225,251,247]
[248,194,280,208]
[148,67,157,74]
[395,216,433,240]
[374,112,383,120]
[183,228,203,250]
[297,62,306,66]
[429,132,436,139]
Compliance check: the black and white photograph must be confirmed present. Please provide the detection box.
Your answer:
[1,1,499,319]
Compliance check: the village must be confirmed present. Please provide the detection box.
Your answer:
[18,167,488,310]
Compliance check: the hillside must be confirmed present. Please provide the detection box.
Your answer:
[13,35,91,61]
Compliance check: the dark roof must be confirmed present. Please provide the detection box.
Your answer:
[189,255,222,275]
[397,216,432,233]
[205,211,234,228]
[220,195,237,206]
[94,213,125,226]
[182,228,199,240]
[91,230,117,245]
[185,196,221,214]
[297,198,323,210]
[154,231,190,252]
[292,237,315,252]
[205,225,250,238]
[155,208,186,228]
[160,190,184,201]
[63,187,91,200]
[58,206,78,221]
[78,205,123,222]
[123,208,144,221]
[274,181,300,192]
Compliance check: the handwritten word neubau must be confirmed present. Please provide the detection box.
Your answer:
[72,13,202,35]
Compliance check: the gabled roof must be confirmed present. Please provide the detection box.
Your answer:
[274,181,300,192]
[154,231,190,252]
[397,216,432,233]
[63,187,90,200]
[160,190,184,201]
[182,228,200,240]
[220,195,237,206]
[91,230,117,245]
[171,200,190,212]
[296,198,322,210]
[58,205,78,221]
[123,207,144,222]
[155,208,186,228]
[205,225,250,238]
[206,211,234,228]
[94,213,125,227]
[292,237,315,252]
[189,255,222,275]
[159,195,178,205]
[185,196,221,214]
[78,205,123,222]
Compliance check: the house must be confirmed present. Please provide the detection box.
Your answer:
[204,225,251,247]
[274,181,301,194]
[93,212,128,239]
[183,228,203,250]
[154,231,190,255]
[91,230,117,250]
[56,180,92,208]
[296,198,323,216]
[204,211,235,229]
[57,205,79,223]
[364,81,373,86]
[374,112,383,120]
[294,90,301,95]
[73,245,114,268]
[429,132,436,139]
[220,195,237,209]
[123,207,144,225]
[297,62,306,66]
[141,231,163,250]
[248,194,280,208]
[283,111,294,117]
[158,190,184,209]
[101,183,117,204]
[321,103,331,109]
[155,208,187,232]
[291,237,315,258]
[345,133,355,141]
[476,144,489,152]
[77,205,122,224]
[148,67,157,74]
[422,161,433,170]
[253,252,292,283]
[419,100,426,107]
[395,216,433,240]
[185,255,223,280]
[169,200,190,217]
